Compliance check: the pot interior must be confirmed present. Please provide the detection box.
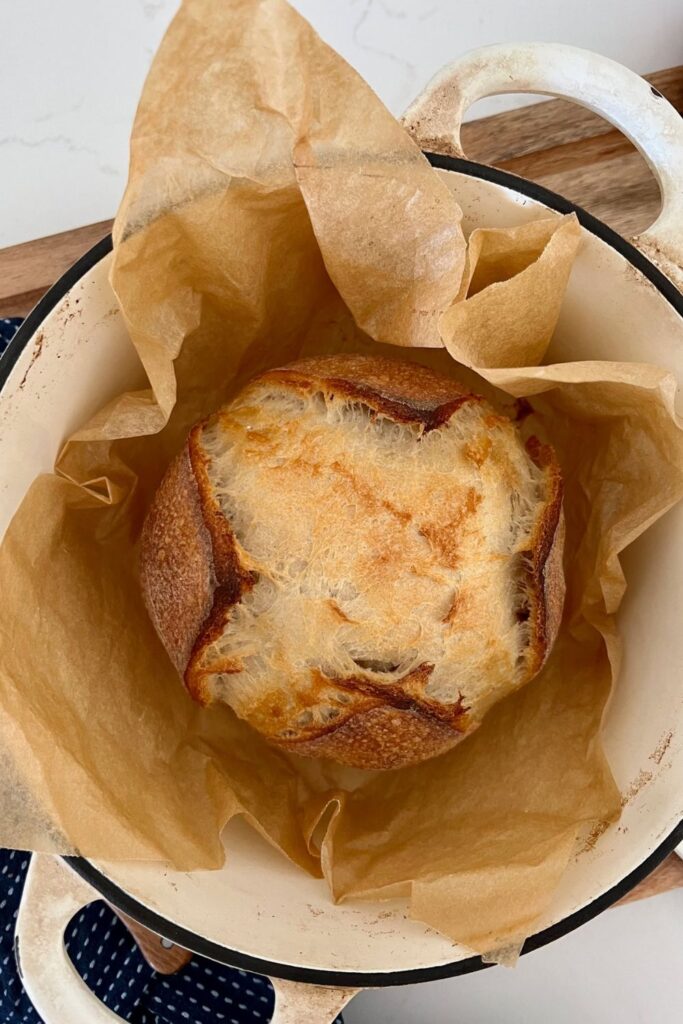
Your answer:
[1,165,681,980]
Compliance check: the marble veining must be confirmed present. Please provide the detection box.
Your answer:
[2,0,682,247]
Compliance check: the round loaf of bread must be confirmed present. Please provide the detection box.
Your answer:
[140,355,564,770]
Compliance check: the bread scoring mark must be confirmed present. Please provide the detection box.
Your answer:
[264,358,480,433]
[323,380,476,433]
[521,436,565,673]
[243,648,470,746]
[183,424,260,704]
[333,664,468,729]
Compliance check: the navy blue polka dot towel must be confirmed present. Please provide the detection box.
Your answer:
[0,320,344,1024]
[2,849,290,1024]
[0,317,21,357]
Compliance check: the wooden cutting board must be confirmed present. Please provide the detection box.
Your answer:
[0,65,681,968]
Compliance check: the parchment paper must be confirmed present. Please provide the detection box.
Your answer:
[1,0,682,956]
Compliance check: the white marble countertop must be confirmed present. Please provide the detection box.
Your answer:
[1,0,682,249]
[2,2,683,1021]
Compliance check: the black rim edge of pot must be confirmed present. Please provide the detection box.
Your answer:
[2,154,682,987]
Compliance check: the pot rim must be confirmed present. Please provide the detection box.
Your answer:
[2,154,682,986]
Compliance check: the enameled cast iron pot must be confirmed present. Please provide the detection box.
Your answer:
[2,43,683,1024]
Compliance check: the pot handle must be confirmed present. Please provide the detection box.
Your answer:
[270,978,359,1023]
[15,854,125,1023]
[16,855,359,1024]
[402,42,683,284]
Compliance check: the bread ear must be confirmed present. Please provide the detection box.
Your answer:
[140,428,254,696]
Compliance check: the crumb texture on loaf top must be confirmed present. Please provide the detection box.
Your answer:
[180,355,562,759]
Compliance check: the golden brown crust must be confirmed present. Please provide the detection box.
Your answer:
[139,446,216,675]
[261,355,477,432]
[333,664,467,727]
[278,704,464,770]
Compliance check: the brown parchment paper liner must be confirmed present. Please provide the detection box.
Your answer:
[1,0,682,957]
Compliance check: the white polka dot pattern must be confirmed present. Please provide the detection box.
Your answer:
[0,317,22,358]
[0,849,346,1022]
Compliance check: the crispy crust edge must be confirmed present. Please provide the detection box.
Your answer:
[139,427,254,704]
[524,436,566,675]
[259,355,478,432]
[277,704,468,770]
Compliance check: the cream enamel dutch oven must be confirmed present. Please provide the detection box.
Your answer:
[3,44,683,1024]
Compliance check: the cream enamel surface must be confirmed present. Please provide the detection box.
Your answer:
[1,170,682,980]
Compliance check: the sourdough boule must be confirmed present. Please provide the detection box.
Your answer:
[140,355,564,770]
